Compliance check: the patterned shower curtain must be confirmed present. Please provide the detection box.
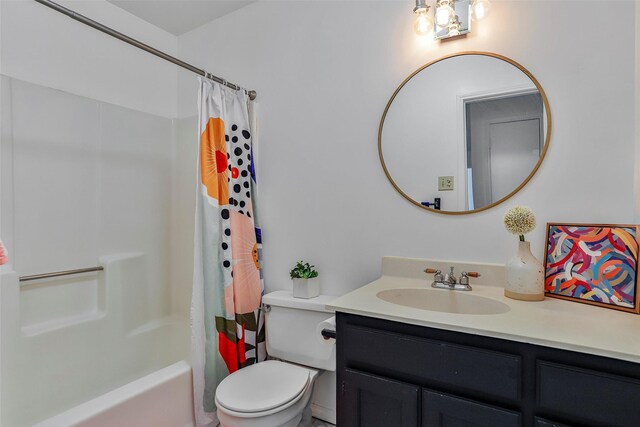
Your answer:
[191,79,265,427]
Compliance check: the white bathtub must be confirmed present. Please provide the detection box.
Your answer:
[33,361,195,427]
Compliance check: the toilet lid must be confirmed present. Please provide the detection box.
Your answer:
[216,360,310,413]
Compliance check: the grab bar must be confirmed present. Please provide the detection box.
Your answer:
[19,266,104,283]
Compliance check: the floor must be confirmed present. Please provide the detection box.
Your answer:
[311,419,334,427]
[216,418,333,426]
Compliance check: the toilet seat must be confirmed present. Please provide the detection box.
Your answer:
[215,360,311,417]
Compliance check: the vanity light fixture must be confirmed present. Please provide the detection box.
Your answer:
[471,0,491,20]
[413,0,491,40]
[435,0,455,27]
[447,16,462,37]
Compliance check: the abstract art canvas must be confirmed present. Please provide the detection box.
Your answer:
[544,223,640,313]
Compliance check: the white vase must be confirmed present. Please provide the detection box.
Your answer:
[505,241,544,301]
[292,277,320,299]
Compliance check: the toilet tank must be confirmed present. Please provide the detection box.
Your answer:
[263,291,336,371]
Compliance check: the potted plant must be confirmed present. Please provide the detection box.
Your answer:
[289,260,320,299]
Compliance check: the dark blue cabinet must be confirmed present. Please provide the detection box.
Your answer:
[337,313,640,427]
[422,390,520,427]
[341,368,420,427]
[534,419,571,427]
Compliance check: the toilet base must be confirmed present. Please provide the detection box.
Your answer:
[218,398,312,427]
[299,400,313,427]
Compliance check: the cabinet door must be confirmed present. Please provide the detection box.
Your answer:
[422,389,520,427]
[534,418,571,427]
[537,361,640,427]
[339,368,420,427]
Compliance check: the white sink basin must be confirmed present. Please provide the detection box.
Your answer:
[376,288,510,315]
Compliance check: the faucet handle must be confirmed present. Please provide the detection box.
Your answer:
[424,268,444,283]
[459,271,481,287]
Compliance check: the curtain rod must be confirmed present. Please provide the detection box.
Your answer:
[33,0,257,100]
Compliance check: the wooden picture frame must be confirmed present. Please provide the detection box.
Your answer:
[544,223,640,314]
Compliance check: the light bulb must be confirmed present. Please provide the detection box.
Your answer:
[414,13,434,36]
[472,0,491,20]
[447,18,461,36]
[435,4,455,27]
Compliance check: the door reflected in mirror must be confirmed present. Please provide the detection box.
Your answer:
[465,92,543,210]
[379,52,551,214]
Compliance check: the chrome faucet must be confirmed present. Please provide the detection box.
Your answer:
[424,267,480,291]
[444,266,457,285]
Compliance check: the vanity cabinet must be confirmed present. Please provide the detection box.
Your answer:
[336,313,640,427]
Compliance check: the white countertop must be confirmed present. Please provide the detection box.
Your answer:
[326,257,640,364]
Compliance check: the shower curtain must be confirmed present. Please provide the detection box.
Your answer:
[191,79,265,427]
[0,240,8,265]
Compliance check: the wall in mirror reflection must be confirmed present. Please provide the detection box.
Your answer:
[381,55,548,212]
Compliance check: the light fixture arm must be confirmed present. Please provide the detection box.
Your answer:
[413,0,429,14]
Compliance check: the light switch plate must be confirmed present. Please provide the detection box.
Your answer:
[438,176,454,191]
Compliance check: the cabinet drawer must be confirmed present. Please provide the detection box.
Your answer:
[422,389,520,427]
[343,325,521,401]
[538,361,640,427]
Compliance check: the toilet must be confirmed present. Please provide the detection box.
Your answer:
[215,291,337,427]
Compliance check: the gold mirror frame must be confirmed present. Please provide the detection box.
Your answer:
[378,51,552,215]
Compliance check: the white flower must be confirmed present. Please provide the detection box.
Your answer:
[504,206,536,240]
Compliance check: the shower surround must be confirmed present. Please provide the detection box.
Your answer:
[0,75,191,426]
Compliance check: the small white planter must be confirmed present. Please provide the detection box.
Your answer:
[292,277,320,299]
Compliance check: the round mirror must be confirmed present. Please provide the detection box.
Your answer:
[379,52,551,214]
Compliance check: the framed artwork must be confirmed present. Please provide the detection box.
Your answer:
[544,223,640,314]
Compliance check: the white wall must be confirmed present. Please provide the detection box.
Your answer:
[636,0,640,221]
[0,0,178,118]
[171,116,197,317]
[177,0,637,298]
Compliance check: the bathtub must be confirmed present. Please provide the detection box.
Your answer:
[33,361,195,427]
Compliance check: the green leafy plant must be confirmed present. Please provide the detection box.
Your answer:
[289,261,319,279]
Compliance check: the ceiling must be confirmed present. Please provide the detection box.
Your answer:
[106,0,256,35]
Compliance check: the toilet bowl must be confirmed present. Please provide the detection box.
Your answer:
[215,291,337,426]
[216,360,319,427]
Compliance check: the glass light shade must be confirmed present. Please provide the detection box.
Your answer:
[471,0,491,20]
[447,22,460,36]
[414,13,434,35]
[435,5,455,26]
